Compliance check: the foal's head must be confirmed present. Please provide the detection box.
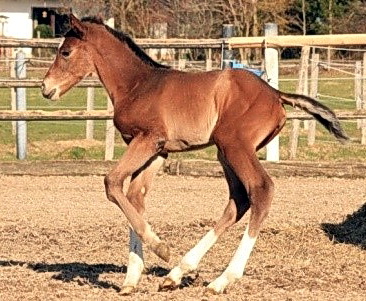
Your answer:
[41,14,100,100]
[42,14,169,100]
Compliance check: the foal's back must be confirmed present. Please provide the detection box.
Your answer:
[126,67,286,153]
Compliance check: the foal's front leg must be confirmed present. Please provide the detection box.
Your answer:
[121,155,165,295]
[104,134,170,261]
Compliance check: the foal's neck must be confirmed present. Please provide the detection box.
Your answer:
[92,38,153,105]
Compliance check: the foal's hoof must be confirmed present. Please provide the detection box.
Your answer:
[204,287,220,296]
[120,285,136,295]
[154,242,170,263]
[158,277,178,291]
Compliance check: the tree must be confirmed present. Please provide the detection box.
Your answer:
[285,0,360,35]
[61,0,365,40]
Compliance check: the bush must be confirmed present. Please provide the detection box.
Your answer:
[33,24,53,38]
[33,24,55,57]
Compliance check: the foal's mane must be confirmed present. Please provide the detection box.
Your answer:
[67,16,170,70]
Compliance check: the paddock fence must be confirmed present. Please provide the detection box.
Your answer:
[1,33,366,161]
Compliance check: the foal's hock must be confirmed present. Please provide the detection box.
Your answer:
[42,14,349,295]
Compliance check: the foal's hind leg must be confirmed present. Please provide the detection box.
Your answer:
[121,155,165,295]
[206,148,274,294]
[160,151,250,290]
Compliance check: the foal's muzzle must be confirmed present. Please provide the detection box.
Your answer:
[41,82,57,100]
[42,88,57,99]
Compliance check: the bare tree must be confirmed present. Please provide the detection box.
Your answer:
[301,0,306,35]
[60,0,105,18]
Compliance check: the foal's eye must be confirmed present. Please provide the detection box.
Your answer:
[61,50,71,58]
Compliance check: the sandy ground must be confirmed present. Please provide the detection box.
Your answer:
[0,174,365,301]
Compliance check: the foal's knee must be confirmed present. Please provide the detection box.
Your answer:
[126,184,146,214]
[104,172,126,204]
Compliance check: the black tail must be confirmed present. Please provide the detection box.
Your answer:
[280,92,349,143]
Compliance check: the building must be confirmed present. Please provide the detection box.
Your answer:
[0,0,69,57]
[0,0,67,39]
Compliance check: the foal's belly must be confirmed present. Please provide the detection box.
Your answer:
[163,137,214,152]
[163,115,218,152]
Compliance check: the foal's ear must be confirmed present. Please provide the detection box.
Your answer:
[69,14,87,39]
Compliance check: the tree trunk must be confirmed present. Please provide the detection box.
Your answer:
[252,0,260,61]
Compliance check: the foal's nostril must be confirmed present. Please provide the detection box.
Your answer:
[41,82,45,92]
[41,87,56,99]
[48,88,56,99]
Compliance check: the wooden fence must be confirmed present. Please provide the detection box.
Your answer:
[287,46,366,159]
[1,108,365,160]
[1,34,366,160]
[1,109,365,121]
[3,33,366,49]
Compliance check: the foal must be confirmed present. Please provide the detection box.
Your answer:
[42,14,349,295]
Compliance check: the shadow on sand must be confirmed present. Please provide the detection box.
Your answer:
[0,260,199,291]
[0,260,125,291]
[321,202,366,250]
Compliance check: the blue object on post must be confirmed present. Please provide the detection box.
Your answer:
[230,61,265,77]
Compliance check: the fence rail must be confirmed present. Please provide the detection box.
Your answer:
[0,38,224,49]
[0,79,102,88]
[1,109,365,121]
[2,33,366,50]
[229,33,366,48]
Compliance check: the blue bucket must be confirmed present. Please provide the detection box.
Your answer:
[230,61,264,77]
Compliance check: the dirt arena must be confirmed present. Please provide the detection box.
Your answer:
[1,173,365,301]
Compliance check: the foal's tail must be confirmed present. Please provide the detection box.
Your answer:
[280,92,349,143]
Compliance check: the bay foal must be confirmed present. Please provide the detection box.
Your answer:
[42,15,349,295]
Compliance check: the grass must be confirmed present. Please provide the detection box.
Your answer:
[0,68,364,162]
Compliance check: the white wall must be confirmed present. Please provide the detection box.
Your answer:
[2,12,33,39]
[0,0,61,56]
[0,0,62,39]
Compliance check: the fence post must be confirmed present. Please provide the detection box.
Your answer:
[308,52,319,146]
[104,19,116,160]
[362,53,366,144]
[297,46,310,94]
[178,50,186,71]
[15,50,27,160]
[104,96,115,160]
[10,53,16,135]
[222,24,234,69]
[303,50,310,130]
[289,46,310,159]
[206,48,212,71]
[355,61,362,129]
[264,23,280,162]
[86,87,95,140]
[37,30,41,57]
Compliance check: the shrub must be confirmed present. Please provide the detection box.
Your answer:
[33,24,53,38]
[33,24,55,57]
